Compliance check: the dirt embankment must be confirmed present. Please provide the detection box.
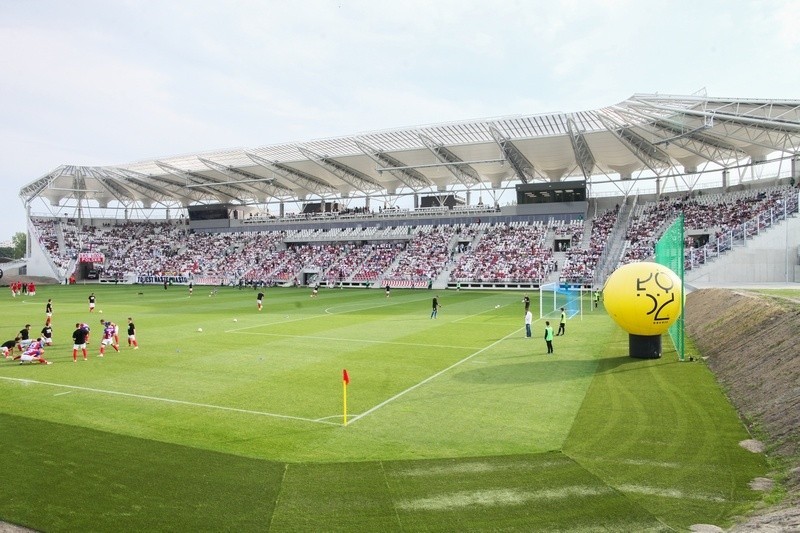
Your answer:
[685,289,800,529]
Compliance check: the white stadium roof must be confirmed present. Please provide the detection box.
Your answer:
[19,92,800,212]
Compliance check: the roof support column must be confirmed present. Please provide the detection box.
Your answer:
[722,168,729,191]
[792,155,800,182]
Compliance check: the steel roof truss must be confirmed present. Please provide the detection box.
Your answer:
[596,113,672,175]
[614,107,744,166]
[296,146,382,195]
[354,140,430,190]
[198,157,292,201]
[155,161,240,203]
[418,134,481,186]
[488,126,535,184]
[108,168,196,205]
[245,152,338,196]
[566,119,596,179]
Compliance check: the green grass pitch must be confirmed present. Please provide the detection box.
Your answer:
[0,284,769,531]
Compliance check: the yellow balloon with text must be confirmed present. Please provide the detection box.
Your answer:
[603,261,683,336]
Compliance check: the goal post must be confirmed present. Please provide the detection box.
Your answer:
[539,282,586,320]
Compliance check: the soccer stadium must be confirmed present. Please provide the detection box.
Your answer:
[2,93,799,531]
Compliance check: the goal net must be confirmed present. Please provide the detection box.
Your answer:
[539,283,585,320]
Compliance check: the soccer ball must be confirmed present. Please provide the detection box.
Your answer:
[495,305,500,309]
[233,318,238,322]
[99,310,103,314]
[197,328,203,332]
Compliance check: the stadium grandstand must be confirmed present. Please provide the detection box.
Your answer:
[13,92,800,288]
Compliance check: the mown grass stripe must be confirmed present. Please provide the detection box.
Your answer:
[0,375,337,425]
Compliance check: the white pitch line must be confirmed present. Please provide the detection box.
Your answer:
[0,375,337,426]
[53,391,73,397]
[347,325,526,426]
[315,414,351,422]
[233,331,479,350]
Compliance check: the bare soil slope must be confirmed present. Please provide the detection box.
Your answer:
[685,288,800,530]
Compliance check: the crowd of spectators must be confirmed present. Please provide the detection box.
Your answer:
[450,222,555,283]
[29,186,797,286]
[383,225,457,282]
[346,243,404,282]
[619,186,797,268]
[559,207,618,284]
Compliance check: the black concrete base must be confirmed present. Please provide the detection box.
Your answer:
[629,334,662,359]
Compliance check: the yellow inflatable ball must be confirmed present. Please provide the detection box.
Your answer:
[603,261,682,336]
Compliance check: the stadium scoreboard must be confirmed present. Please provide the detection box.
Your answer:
[516,180,586,204]
[187,204,231,221]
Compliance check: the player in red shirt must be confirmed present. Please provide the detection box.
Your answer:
[13,339,52,365]
[100,318,120,345]
[98,321,119,357]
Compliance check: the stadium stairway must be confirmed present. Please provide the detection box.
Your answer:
[55,221,66,255]
[594,196,636,286]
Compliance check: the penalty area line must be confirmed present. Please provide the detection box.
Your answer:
[347,325,525,426]
[0,376,337,426]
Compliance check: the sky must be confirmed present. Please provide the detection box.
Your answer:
[2,0,799,240]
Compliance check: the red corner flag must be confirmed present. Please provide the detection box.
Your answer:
[342,369,350,426]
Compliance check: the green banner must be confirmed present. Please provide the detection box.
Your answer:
[655,214,685,361]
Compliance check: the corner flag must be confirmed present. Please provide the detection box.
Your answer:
[343,369,350,426]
